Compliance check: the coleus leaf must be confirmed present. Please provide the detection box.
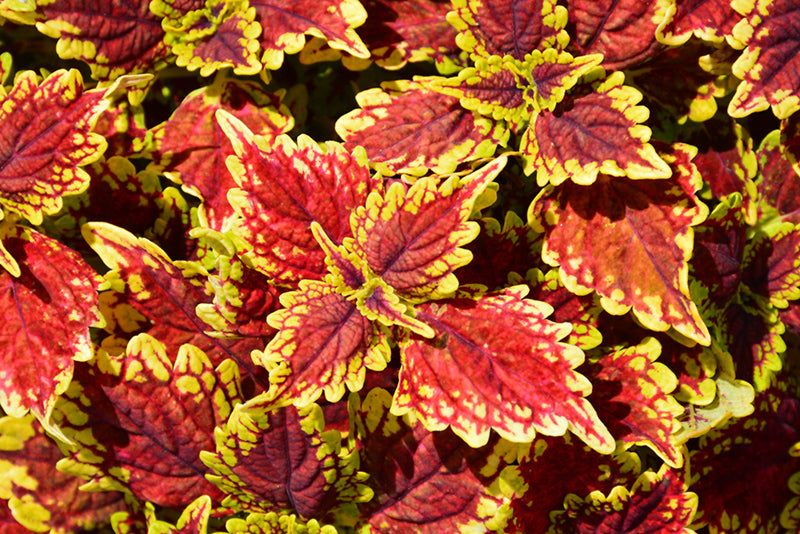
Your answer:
[507,434,641,533]
[690,382,800,533]
[742,222,800,308]
[530,142,711,345]
[755,129,800,224]
[219,111,381,286]
[335,79,505,176]
[34,0,170,89]
[151,75,293,231]
[658,335,718,406]
[219,513,337,534]
[447,0,570,59]
[656,0,742,46]
[0,225,101,427]
[394,285,615,452]
[152,0,262,77]
[0,69,112,225]
[550,467,698,534]
[251,0,370,70]
[53,334,240,508]
[82,222,270,382]
[354,0,458,70]
[674,377,755,443]
[0,413,128,533]
[144,496,211,534]
[201,400,370,520]
[352,388,511,533]
[257,279,390,406]
[566,0,668,70]
[582,337,685,467]
[728,0,800,119]
[347,156,506,299]
[521,70,672,185]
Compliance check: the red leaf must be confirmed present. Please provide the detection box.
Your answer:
[756,130,800,224]
[36,0,170,84]
[353,388,510,532]
[656,0,742,45]
[0,226,101,423]
[743,223,800,308]
[201,402,369,519]
[219,111,381,286]
[729,0,800,119]
[448,0,569,59]
[394,286,615,452]
[261,280,389,406]
[690,385,800,533]
[567,0,668,70]
[0,69,111,225]
[336,79,505,176]
[151,76,293,231]
[53,335,239,508]
[531,143,710,345]
[348,157,506,299]
[143,496,212,534]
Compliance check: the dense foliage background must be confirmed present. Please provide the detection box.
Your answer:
[0,0,798,532]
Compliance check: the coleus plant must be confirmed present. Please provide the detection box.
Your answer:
[0,0,797,532]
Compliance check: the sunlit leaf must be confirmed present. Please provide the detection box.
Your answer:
[53,334,240,508]
[674,377,755,443]
[393,286,615,452]
[144,496,211,534]
[656,0,742,45]
[220,512,337,534]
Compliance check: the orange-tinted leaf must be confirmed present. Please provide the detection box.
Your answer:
[252,0,370,70]
[0,226,101,423]
[567,0,668,70]
[151,76,293,231]
[348,157,506,299]
[729,0,800,119]
[583,337,685,467]
[53,335,240,508]
[690,384,800,533]
[656,0,741,45]
[522,71,671,185]
[201,401,370,519]
[352,388,510,532]
[0,69,110,225]
[35,0,170,86]
[531,143,710,345]
[551,468,697,534]
[448,0,569,59]
[394,286,615,452]
[219,111,381,286]
[0,414,128,533]
[259,279,390,406]
[508,435,641,533]
[83,222,270,383]
[336,79,505,176]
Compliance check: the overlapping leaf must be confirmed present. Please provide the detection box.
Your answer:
[144,496,211,534]
[507,435,641,533]
[690,383,800,533]
[53,334,239,508]
[347,156,506,299]
[335,79,505,176]
[522,71,672,185]
[251,0,370,70]
[567,0,668,70]
[35,0,170,87]
[220,111,381,286]
[656,0,741,45]
[219,513,337,534]
[82,222,270,382]
[0,225,101,425]
[201,401,370,519]
[394,285,615,452]
[755,129,800,224]
[582,337,685,467]
[728,0,800,119]
[352,388,511,532]
[551,468,697,533]
[151,76,293,231]
[0,69,112,225]
[0,414,128,533]
[153,0,262,77]
[447,0,569,59]
[742,222,800,308]
[531,143,710,345]
[658,335,718,406]
[675,377,755,443]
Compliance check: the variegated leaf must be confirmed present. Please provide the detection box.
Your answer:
[656,0,742,45]
[144,496,211,534]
